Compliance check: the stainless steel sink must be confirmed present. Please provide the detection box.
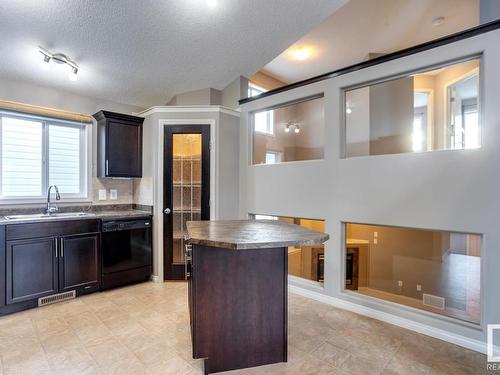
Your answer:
[4,212,95,221]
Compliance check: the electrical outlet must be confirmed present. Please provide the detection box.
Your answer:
[417,284,422,292]
[98,189,107,200]
[398,280,403,287]
[373,238,378,244]
[110,189,118,200]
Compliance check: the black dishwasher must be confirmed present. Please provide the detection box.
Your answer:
[101,218,152,290]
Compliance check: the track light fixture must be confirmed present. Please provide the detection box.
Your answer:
[284,122,300,134]
[39,46,79,81]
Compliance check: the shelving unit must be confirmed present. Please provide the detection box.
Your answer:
[172,134,202,264]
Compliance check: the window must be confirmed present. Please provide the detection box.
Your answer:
[344,58,480,157]
[344,223,481,324]
[248,82,266,98]
[252,95,324,164]
[254,110,274,135]
[265,151,282,164]
[252,214,326,283]
[0,112,89,200]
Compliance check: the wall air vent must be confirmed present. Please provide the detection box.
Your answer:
[38,291,76,307]
[422,293,445,310]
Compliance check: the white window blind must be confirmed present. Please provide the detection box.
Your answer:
[49,124,82,194]
[0,112,89,200]
[1,117,43,196]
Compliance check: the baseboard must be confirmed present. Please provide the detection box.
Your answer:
[151,275,162,283]
[289,284,488,354]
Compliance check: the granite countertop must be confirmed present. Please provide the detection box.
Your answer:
[186,220,329,250]
[0,209,151,225]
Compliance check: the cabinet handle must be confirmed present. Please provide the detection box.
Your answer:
[184,242,192,280]
[106,160,109,175]
[60,240,64,258]
[55,240,58,258]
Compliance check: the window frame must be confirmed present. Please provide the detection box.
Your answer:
[0,111,91,203]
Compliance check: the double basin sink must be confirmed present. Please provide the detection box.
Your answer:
[3,212,95,221]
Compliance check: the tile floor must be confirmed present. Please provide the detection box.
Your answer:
[0,282,489,375]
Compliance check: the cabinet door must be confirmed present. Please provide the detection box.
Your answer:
[59,233,100,293]
[6,237,58,305]
[107,120,142,177]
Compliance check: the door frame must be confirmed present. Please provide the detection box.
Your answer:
[160,123,213,280]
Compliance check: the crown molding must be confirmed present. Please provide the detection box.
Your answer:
[133,105,240,118]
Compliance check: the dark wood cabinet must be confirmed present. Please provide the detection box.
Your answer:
[189,244,287,374]
[93,111,144,178]
[1,219,101,314]
[59,233,100,293]
[6,237,58,305]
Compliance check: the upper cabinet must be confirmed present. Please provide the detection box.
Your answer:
[93,111,144,178]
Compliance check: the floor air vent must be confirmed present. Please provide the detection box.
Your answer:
[38,291,76,307]
[422,293,445,310]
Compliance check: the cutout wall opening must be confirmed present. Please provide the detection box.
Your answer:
[344,57,481,157]
[253,214,325,283]
[344,222,481,324]
[251,95,324,165]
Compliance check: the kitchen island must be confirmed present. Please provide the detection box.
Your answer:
[186,220,329,374]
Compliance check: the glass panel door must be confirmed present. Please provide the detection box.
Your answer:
[163,125,210,280]
[172,134,202,264]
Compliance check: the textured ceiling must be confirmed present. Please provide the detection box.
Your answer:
[263,0,479,84]
[0,0,346,108]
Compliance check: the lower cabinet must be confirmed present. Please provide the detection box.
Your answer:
[6,237,58,305]
[2,220,101,314]
[59,234,100,293]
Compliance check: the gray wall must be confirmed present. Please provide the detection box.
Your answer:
[239,28,500,350]
[480,0,500,23]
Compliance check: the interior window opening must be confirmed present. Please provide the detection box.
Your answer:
[344,223,481,324]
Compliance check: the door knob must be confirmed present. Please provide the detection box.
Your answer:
[163,208,171,214]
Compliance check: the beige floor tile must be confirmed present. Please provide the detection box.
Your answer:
[0,282,488,375]
[310,341,351,368]
[33,317,70,337]
[99,357,149,375]
[339,352,388,375]
[73,322,114,346]
[46,348,98,375]
[40,330,82,354]
[147,354,196,375]
[85,338,134,368]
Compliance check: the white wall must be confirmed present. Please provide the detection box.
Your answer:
[0,77,144,206]
[239,28,500,351]
[135,107,240,279]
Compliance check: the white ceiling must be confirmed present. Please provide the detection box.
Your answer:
[263,0,479,84]
[0,0,346,108]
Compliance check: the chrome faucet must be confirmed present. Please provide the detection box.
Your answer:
[46,185,61,214]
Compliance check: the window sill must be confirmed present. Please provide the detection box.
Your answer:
[0,198,92,207]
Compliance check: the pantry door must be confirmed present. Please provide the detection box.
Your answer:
[163,125,210,280]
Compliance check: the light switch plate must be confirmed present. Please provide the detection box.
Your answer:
[110,189,118,200]
[98,189,107,200]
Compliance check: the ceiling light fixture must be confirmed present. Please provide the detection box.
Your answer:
[206,0,217,8]
[290,47,313,61]
[284,122,300,134]
[346,107,352,114]
[39,46,79,82]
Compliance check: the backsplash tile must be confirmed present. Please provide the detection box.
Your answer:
[92,178,133,205]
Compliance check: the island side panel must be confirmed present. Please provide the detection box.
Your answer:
[190,244,287,374]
